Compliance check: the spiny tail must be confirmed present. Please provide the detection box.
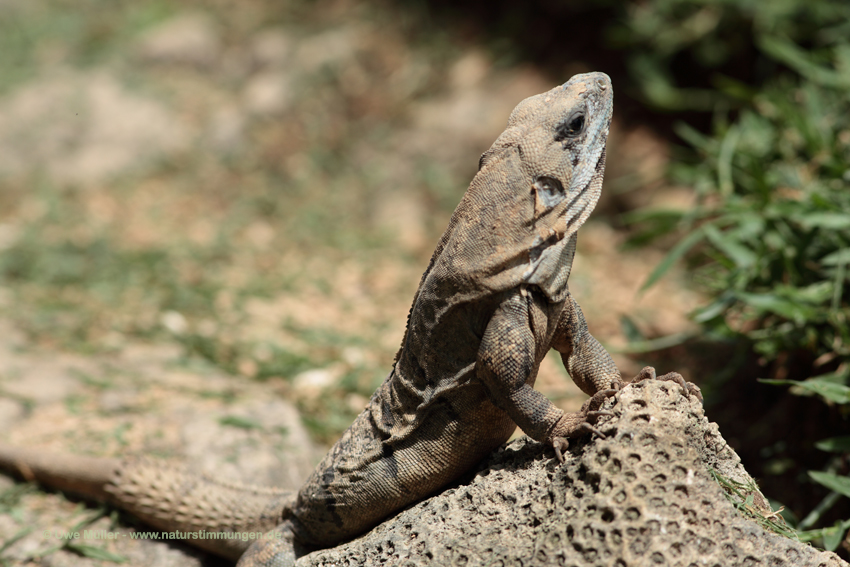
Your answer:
[0,444,294,560]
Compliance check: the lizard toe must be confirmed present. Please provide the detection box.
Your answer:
[586,410,613,421]
[552,437,569,463]
[630,367,703,403]
[586,388,618,412]
[576,421,606,439]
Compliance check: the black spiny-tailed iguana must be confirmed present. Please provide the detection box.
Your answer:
[0,72,700,566]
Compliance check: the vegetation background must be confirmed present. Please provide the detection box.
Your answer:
[0,0,847,563]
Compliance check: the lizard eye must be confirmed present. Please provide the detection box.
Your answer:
[555,112,585,141]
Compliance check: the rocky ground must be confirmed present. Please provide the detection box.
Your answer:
[0,1,701,564]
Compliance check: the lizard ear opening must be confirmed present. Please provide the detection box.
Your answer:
[533,176,565,209]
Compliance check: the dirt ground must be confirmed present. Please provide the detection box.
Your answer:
[0,1,699,564]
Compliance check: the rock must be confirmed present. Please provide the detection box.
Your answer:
[301,380,846,567]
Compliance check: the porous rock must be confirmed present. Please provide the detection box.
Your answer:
[300,380,847,567]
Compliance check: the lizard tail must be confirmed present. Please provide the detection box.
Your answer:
[0,443,119,501]
[106,456,294,558]
[0,444,296,560]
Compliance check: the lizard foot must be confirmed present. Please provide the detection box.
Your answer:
[631,366,703,402]
[549,387,618,463]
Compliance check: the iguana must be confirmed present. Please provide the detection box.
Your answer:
[0,72,700,566]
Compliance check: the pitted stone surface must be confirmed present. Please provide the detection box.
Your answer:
[300,380,846,567]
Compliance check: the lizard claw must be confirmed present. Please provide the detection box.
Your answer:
[676,378,702,401]
[585,387,618,413]
[553,437,569,463]
[631,366,703,402]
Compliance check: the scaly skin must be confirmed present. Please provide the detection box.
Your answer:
[0,72,701,566]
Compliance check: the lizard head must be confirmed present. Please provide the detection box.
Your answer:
[424,72,613,304]
[479,72,613,243]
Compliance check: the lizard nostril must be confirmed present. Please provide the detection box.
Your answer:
[596,78,607,90]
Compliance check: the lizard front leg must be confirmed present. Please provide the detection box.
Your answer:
[551,293,623,395]
[551,294,702,402]
[547,293,621,460]
[477,290,612,462]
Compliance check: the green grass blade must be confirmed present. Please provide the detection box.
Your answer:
[640,227,706,291]
[66,543,127,563]
[759,378,850,404]
[809,471,850,499]
[815,436,850,453]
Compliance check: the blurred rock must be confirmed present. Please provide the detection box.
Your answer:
[237,358,259,378]
[181,399,320,490]
[0,289,15,311]
[160,310,188,335]
[340,346,365,366]
[411,65,549,151]
[346,392,369,414]
[135,12,221,68]
[0,398,25,431]
[292,367,342,399]
[375,192,428,253]
[0,72,190,185]
[243,70,294,116]
[0,223,19,251]
[448,50,490,91]
[99,389,140,414]
[245,220,276,248]
[294,27,364,72]
[250,28,293,68]
[206,104,246,153]
[1,359,82,404]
